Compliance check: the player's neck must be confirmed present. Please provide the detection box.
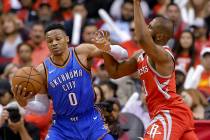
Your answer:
[51,50,69,66]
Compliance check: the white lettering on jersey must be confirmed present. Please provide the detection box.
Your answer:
[138,66,148,76]
[147,123,161,139]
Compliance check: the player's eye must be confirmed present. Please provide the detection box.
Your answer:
[47,39,52,43]
[56,37,61,41]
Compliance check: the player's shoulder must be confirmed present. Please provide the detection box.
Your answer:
[36,63,47,80]
[77,43,95,49]
[75,43,95,54]
[132,49,145,60]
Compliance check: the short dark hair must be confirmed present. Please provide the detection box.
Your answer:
[45,23,66,34]
[154,16,174,38]
[167,3,180,11]
[100,80,118,97]
[17,42,33,53]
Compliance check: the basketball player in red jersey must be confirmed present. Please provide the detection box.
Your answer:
[93,0,198,139]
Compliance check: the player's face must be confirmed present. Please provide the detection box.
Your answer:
[147,20,156,40]
[46,29,69,56]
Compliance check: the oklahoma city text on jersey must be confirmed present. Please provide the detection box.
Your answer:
[49,69,83,91]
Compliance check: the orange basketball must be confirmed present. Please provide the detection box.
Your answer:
[12,67,43,95]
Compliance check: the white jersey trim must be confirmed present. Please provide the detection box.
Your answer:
[146,56,172,78]
[148,110,172,140]
[154,76,171,99]
[146,47,175,79]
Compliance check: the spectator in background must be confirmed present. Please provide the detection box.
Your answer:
[64,2,88,40]
[55,0,73,21]
[179,0,208,26]
[13,22,49,66]
[16,0,37,25]
[93,63,109,84]
[197,48,210,97]
[152,0,171,16]
[121,20,140,57]
[173,30,195,71]
[181,89,208,119]
[101,0,134,43]
[175,65,186,94]
[33,0,59,12]
[113,72,141,106]
[190,0,208,20]
[0,79,40,140]
[110,0,150,20]
[81,23,98,43]
[0,63,18,83]
[28,22,49,65]
[84,0,114,19]
[0,13,28,59]
[94,85,105,104]
[121,92,150,129]
[192,19,210,65]
[0,16,4,43]
[13,43,33,67]
[204,0,210,36]
[36,3,54,28]
[100,80,118,100]
[166,3,187,41]
[99,98,122,139]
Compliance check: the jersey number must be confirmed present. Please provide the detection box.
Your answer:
[68,93,78,106]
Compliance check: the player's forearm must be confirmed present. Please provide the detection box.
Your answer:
[109,45,128,60]
[133,1,150,45]
[102,52,122,79]
[25,94,50,114]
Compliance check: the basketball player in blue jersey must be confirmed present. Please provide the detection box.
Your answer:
[12,23,128,140]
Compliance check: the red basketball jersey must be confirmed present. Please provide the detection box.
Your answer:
[137,47,184,119]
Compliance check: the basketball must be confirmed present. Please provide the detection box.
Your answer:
[12,67,43,95]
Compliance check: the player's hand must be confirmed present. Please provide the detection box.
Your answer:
[12,85,34,107]
[92,30,111,52]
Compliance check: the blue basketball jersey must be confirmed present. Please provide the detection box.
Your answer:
[44,48,95,116]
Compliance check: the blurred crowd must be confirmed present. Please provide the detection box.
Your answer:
[0,0,210,139]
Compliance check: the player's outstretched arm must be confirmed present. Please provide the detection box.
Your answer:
[91,30,138,79]
[133,0,174,76]
[133,0,167,61]
[102,51,138,79]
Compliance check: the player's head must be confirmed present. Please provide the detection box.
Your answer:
[148,16,174,45]
[45,23,69,56]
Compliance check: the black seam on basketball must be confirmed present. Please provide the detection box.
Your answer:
[31,82,36,93]
[25,73,41,76]
[28,78,43,85]
[22,68,31,75]
[21,67,41,76]
[26,67,33,90]
[31,81,40,93]
[28,82,35,93]
[15,76,42,85]
[14,76,31,80]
